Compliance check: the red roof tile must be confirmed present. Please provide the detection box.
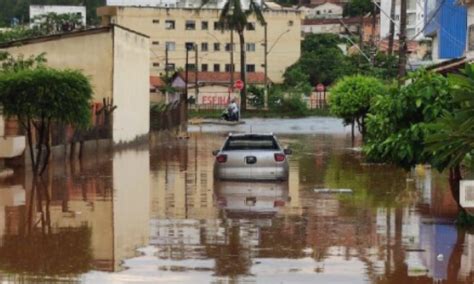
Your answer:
[150,76,165,88]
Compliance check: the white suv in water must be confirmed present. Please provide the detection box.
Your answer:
[212,133,291,181]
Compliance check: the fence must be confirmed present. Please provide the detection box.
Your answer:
[150,98,186,130]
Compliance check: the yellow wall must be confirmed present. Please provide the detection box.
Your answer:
[112,26,151,143]
[99,6,302,83]
[1,31,114,101]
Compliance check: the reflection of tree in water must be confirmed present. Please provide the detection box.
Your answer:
[0,177,93,276]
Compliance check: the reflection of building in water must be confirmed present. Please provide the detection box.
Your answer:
[459,233,474,282]
[0,146,150,273]
[150,132,219,220]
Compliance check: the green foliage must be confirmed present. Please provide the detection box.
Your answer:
[329,75,386,134]
[32,12,84,34]
[344,0,373,17]
[285,34,349,86]
[247,85,265,109]
[364,69,453,170]
[426,64,474,171]
[0,51,46,71]
[0,27,44,43]
[0,67,93,128]
[268,86,308,117]
[346,51,399,80]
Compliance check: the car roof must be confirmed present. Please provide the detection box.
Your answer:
[228,133,274,137]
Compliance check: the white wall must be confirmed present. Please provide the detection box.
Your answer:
[306,2,343,19]
[30,5,86,25]
[0,114,4,137]
[112,26,150,144]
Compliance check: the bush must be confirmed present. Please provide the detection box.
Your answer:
[247,85,265,109]
[329,75,386,136]
[268,86,308,117]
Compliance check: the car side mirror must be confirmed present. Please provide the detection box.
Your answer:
[284,148,292,155]
[212,150,220,156]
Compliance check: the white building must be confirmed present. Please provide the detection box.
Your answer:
[29,5,87,26]
[299,2,343,19]
[380,0,426,41]
[105,0,262,9]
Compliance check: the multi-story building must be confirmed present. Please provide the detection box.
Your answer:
[97,6,302,83]
[380,0,426,41]
[424,0,467,60]
[298,2,344,19]
[29,5,87,26]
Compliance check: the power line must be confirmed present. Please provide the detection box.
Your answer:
[408,0,446,40]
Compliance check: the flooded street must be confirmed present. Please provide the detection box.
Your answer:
[0,117,472,283]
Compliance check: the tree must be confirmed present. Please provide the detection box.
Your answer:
[344,0,373,50]
[202,0,266,111]
[32,12,84,34]
[425,64,474,215]
[363,69,453,170]
[329,75,386,139]
[0,55,93,175]
[346,50,399,80]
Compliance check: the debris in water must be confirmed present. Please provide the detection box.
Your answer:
[313,188,353,194]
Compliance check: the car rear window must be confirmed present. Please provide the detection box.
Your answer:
[223,135,280,151]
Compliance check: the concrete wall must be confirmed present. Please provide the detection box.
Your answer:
[112,26,150,144]
[304,3,343,19]
[1,31,114,102]
[302,23,341,34]
[0,114,4,137]
[99,7,301,83]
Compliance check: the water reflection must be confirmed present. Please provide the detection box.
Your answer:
[0,118,472,283]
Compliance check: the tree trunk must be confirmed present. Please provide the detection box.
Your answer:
[238,30,247,111]
[448,165,463,210]
[388,0,396,55]
[398,0,408,82]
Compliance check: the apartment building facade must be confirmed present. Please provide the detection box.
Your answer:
[97,6,302,83]
[380,0,426,41]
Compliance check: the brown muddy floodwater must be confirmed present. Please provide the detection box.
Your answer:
[0,117,472,284]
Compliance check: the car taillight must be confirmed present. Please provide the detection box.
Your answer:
[216,154,227,163]
[274,200,286,207]
[274,153,286,162]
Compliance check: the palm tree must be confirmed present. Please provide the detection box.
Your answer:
[202,0,266,111]
[426,64,474,209]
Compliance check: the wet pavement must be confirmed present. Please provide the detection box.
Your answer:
[0,117,472,283]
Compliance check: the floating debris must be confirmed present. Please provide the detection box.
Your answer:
[313,188,353,194]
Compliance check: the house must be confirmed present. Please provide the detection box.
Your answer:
[97,6,302,83]
[30,5,87,26]
[171,71,267,107]
[0,25,150,145]
[298,2,344,19]
[424,0,467,61]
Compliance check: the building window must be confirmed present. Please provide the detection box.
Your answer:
[328,9,332,13]
[152,19,160,24]
[214,64,220,72]
[153,62,160,67]
[166,63,175,71]
[246,22,256,30]
[185,20,196,30]
[214,42,220,51]
[202,21,208,30]
[165,41,176,51]
[152,41,159,45]
[214,21,224,30]
[246,43,256,52]
[165,20,175,29]
[288,20,294,26]
[225,64,235,72]
[246,64,255,73]
[185,42,196,50]
[186,64,196,71]
[316,10,320,15]
[201,42,208,51]
[225,43,234,52]
[201,64,208,71]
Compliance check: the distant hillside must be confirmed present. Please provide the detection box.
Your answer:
[0,0,105,27]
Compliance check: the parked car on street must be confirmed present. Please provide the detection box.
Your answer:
[212,133,291,181]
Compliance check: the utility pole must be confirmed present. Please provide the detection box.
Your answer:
[229,30,234,101]
[185,46,190,104]
[165,46,169,78]
[263,23,268,110]
[194,44,199,105]
[388,0,396,55]
[398,0,407,82]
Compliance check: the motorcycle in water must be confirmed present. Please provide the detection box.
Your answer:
[221,107,239,121]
